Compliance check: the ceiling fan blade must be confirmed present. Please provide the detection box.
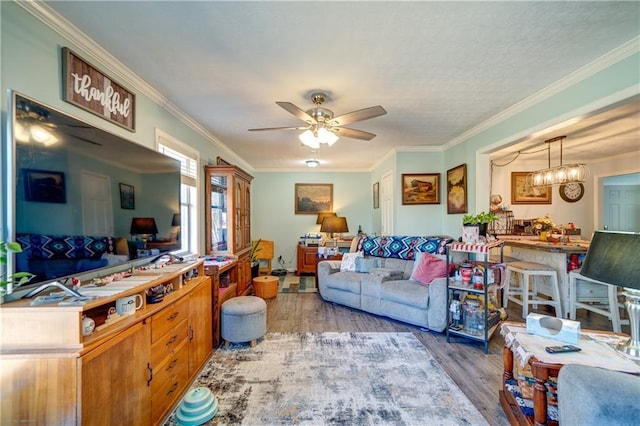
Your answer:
[328,105,387,126]
[333,127,377,141]
[276,101,316,124]
[72,135,103,146]
[248,126,308,132]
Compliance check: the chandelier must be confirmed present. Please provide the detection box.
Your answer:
[527,135,588,187]
[299,125,338,149]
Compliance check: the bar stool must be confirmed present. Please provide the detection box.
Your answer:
[503,261,563,318]
[568,269,628,333]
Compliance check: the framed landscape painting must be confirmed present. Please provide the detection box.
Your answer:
[446,163,467,214]
[401,173,440,205]
[295,183,333,214]
[511,172,552,204]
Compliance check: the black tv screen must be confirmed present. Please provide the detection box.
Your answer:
[10,93,181,287]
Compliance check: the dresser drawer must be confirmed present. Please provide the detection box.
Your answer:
[151,297,189,343]
[151,317,188,368]
[150,355,189,425]
[151,338,189,396]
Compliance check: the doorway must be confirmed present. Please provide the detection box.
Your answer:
[602,173,640,232]
[81,171,114,236]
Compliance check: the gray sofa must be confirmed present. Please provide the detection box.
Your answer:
[557,364,640,425]
[316,235,456,332]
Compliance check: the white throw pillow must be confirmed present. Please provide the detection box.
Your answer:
[340,252,363,272]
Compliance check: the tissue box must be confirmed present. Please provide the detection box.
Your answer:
[526,313,581,345]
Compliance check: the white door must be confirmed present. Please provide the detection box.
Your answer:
[604,185,640,231]
[381,171,393,236]
[82,171,114,236]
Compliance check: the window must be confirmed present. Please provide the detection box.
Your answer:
[156,130,199,254]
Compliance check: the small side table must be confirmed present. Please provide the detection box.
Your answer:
[499,321,638,425]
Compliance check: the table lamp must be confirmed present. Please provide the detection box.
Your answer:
[316,211,337,225]
[320,216,349,248]
[172,213,181,241]
[130,217,158,248]
[579,230,640,357]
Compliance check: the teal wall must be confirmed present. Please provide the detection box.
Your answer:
[1,2,241,250]
[252,172,371,268]
[2,1,639,266]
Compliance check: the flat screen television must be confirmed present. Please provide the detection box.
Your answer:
[6,92,181,289]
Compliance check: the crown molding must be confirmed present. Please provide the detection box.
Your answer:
[444,36,640,150]
[16,0,244,168]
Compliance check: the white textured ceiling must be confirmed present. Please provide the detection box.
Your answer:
[42,1,640,171]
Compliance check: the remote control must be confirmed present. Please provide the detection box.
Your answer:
[545,345,581,354]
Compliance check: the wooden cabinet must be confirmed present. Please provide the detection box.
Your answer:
[204,259,238,348]
[297,245,319,275]
[204,164,253,295]
[81,321,152,426]
[0,260,212,426]
[188,279,213,375]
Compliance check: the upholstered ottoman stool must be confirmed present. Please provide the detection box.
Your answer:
[221,296,267,347]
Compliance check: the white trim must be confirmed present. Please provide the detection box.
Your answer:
[445,37,640,150]
[479,86,640,158]
[18,1,253,173]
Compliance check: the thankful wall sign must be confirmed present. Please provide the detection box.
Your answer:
[62,47,136,132]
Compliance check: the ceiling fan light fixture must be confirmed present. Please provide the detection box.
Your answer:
[299,130,320,149]
[299,126,339,149]
[29,125,58,146]
[318,127,338,145]
[14,122,30,143]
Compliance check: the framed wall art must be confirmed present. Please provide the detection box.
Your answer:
[446,163,467,214]
[373,182,380,209]
[401,173,440,205]
[119,183,135,209]
[511,172,552,204]
[295,183,333,214]
[23,169,66,204]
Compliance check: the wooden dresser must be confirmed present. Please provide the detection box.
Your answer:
[0,259,212,426]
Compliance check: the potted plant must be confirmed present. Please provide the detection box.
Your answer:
[462,211,499,240]
[250,239,262,279]
[1,241,34,297]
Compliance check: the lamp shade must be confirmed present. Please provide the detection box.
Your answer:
[579,231,640,289]
[130,217,158,235]
[316,211,337,225]
[172,213,181,226]
[320,216,349,234]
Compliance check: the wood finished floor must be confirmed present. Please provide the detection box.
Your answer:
[261,287,622,425]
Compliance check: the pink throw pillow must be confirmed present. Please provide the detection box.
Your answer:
[410,253,447,285]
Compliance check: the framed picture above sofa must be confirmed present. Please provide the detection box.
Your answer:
[295,183,333,214]
[401,173,440,205]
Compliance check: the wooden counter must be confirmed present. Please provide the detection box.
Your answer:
[504,239,589,254]
[1,259,212,426]
[503,239,590,317]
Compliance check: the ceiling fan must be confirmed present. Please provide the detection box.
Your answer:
[16,98,101,146]
[248,92,387,147]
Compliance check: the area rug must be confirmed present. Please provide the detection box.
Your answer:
[165,332,488,425]
[278,274,317,293]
